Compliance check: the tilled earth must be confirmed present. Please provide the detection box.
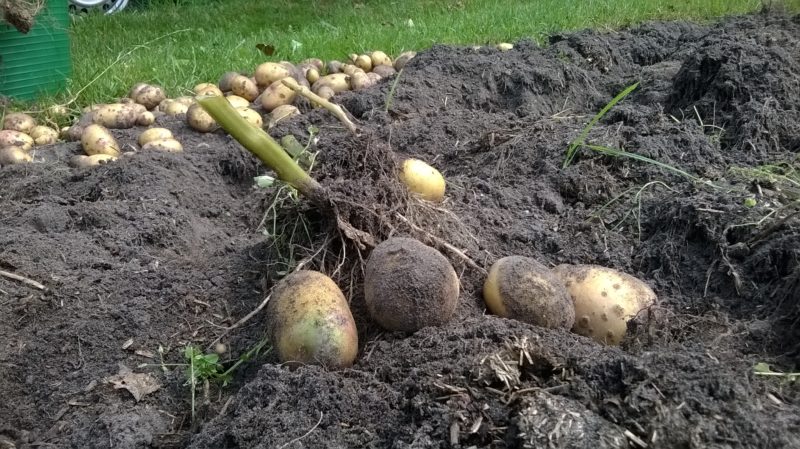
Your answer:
[1,11,799,449]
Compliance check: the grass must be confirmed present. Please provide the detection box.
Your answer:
[58,0,783,107]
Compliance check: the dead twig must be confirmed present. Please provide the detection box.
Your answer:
[205,294,271,350]
[281,78,357,133]
[0,269,47,291]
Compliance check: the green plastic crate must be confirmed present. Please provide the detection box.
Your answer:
[1,1,72,101]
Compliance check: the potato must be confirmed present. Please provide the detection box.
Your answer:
[306,67,320,84]
[393,51,417,71]
[370,50,392,67]
[552,264,657,345]
[70,154,117,168]
[218,71,241,92]
[138,127,174,146]
[29,125,59,145]
[225,95,251,109]
[266,270,358,369]
[399,158,446,202]
[59,126,71,140]
[269,105,300,126]
[128,82,149,99]
[47,104,70,118]
[237,107,263,128]
[348,53,359,63]
[230,75,260,102]
[2,112,35,133]
[342,64,364,77]
[131,84,166,110]
[312,73,351,94]
[254,62,292,88]
[366,72,382,84]
[163,101,190,116]
[364,237,459,332]
[496,43,514,51]
[137,111,156,126]
[142,138,183,153]
[484,256,574,329]
[92,103,139,129]
[316,86,335,101]
[350,72,374,91]
[0,130,33,151]
[326,60,344,74]
[0,146,32,166]
[372,65,396,78]
[260,78,297,112]
[81,124,120,157]
[186,103,217,132]
[173,96,195,107]
[194,82,223,97]
[354,54,372,72]
[302,58,324,71]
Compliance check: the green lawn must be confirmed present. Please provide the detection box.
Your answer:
[59,0,794,106]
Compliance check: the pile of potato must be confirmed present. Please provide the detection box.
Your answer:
[0,112,59,167]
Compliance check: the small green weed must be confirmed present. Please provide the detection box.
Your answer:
[754,362,799,382]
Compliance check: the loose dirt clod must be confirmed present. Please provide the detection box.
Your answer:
[1,11,799,449]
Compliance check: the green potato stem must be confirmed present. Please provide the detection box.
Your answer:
[196,95,328,206]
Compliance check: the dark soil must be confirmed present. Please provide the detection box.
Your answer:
[2,10,800,449]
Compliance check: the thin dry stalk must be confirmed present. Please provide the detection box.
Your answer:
[281,78,357,133]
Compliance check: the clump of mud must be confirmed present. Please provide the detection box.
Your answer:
[1,10,799,449]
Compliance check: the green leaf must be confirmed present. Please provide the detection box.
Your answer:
[753,362,772,373]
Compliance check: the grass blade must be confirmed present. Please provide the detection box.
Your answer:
[563,81,639,168]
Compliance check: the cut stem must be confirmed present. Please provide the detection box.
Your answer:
[280,78,357,133]
[197,95,328,206]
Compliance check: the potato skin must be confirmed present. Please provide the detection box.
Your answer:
[0,146,32,166]
[92,103,139,129]
[399,158,446,202]
[364,237,459,332]
[0,129,34,151]
[2,112,35,133]
[254,62,292,88]
[483,256,575,329]
[81,124,120,157]
[260,78,297,112]
[552,264,656,345]
[186,103,217,132]
[138,127,173,146]
[267,270,358,369]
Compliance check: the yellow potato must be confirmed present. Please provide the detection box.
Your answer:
[266,270,358,369]
[393,51,417,71]
[302,58,324,71]
[92,103,140,129]
[47,104,70,118]
[2,112,35,133]
[268,105,300,127]
[128,82,149,99]
[342,64,364,77]
[163,101,190,116]
[186,103,217,132]
[142,138,183,152]
[399,158,446,202]
[552,264,657,345]
[306,67,320,84]
[0,130,34,151]
[237,107,263,128]
[136,111,156,126]
[496,43,514,51]
[354,54,372,72]
[194,83,223,97]
[225,95,251,109]
[254,62,292,88]
[70,154,117,168]
[173,96,195,107]
[315,86,335,102]
[0,146,32,166]
[138,127,174,146]
[29,126,59,145]
[131,84,166,110]
[364,237,459,332]
[260,78,297,112]
[484,256,574,329]
[311,73,351,94]
[230,75,260,102]
[350,72,374,91]
[370,50,392,67]
[81,124,120,157]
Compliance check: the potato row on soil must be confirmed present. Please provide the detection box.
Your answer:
[1,12,799,449]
